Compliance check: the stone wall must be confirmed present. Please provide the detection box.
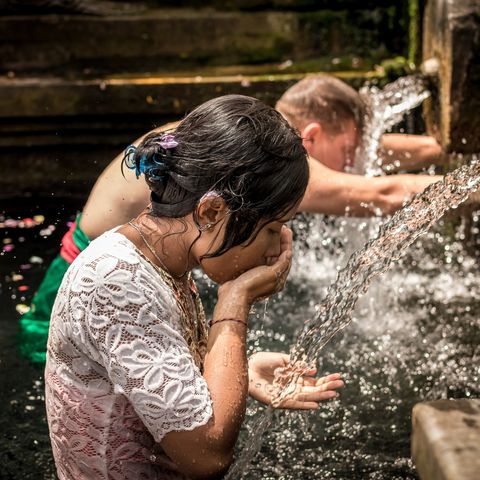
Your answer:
[0,0,414,195]
[412,399,480,480]
[0,6,409,76]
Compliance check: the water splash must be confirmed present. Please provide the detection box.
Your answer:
[292,75,432,278]
[290,75,434,342]
[226,156,480,478]
[227,75,436,478]
[357,75,431,176]
[285,157,480,375]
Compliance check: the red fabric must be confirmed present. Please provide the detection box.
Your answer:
[59,222,81,264]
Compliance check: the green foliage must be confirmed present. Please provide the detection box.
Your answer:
[408,0,420,65]
[378,56,415,81]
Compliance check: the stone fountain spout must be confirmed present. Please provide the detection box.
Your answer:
[420,57,440,77]
[411,6,480,478]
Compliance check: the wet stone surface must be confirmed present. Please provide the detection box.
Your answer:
[423,0,480,153]
[412,399,480,480]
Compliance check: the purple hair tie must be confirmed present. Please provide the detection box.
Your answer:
[159,134,178,150]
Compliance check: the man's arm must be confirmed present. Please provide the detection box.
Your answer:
[300,158,442,217]
[378,134,444,172]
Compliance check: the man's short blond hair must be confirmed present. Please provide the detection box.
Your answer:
[276,75,366,135]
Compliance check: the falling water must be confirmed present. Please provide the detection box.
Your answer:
[283,158,480,382]
[226,156,480,479]
[358,75,431,176]
[344,75,434,331]
[226,76,440,478]
[293,75,433,274]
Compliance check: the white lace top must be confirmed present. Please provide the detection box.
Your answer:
[45,230,213,479]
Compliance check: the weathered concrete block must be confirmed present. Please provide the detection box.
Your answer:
[0,1,406,14]
[161,0,404,11]
[0,0,141,16]
[0,70,376,121]
[412,399,480,480]
[0,72,304,121]
[423,0,480,153]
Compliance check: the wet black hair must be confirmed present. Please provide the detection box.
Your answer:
[124,94,309,258]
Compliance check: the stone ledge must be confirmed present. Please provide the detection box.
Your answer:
[0,70,378,152]
[412,399,480,480]
[0,69,380,195]
[1,8,405,75]
[0,70,377,120]
[0,0,405,14]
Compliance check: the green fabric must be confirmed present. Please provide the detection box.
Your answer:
[19,255,70,363]
[18,214,90,364]
[72,215,90,251]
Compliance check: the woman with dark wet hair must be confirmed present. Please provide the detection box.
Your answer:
[45,95,344,479]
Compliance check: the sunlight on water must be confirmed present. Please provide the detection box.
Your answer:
[227,157,480,479]
[1,76,479,480]
[288,157,480,376]
[359,75,431,176]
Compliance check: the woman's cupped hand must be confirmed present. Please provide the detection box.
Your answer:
[248,352,344,409]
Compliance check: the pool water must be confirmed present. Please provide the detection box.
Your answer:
[0,196,82,480]
[1,196,479,479]
[236,211,479,479]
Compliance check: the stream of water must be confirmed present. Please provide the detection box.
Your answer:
[358,75,431,176]
[226,156,480,479]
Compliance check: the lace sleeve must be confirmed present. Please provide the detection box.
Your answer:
[70,252,213,442]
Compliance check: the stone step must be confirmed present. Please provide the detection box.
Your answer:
[0,69,379,147]
[0,0,406,15]
[167,0,404,10]
[412,399,480,480]
[1,8,407,76]
[423,0,480,153]
[0,68,380,195]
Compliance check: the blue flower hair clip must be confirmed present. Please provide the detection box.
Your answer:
[123,144,146,179]
[124,133,178,181]
[147,154,169,182]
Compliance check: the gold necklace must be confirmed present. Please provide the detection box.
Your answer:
[127,220,177,276]
[127,220,208,369]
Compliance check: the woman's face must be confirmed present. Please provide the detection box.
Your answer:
[194,209,296,284]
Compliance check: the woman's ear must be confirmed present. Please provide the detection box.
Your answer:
[196,194,229,228]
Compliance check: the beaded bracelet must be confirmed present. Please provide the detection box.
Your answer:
[209,317,248,328]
